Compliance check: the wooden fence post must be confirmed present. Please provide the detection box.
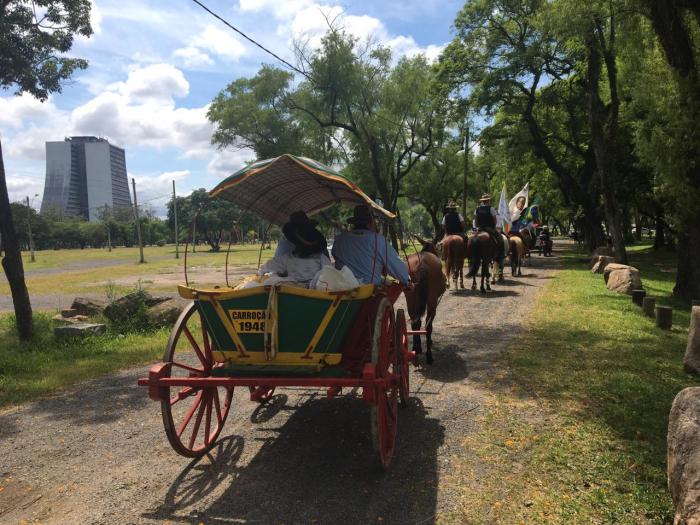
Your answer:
[642,296,656,317]
[632,289,646,306]
[656,306,673,330]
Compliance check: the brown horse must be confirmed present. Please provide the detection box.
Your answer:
[405,238,446,364]
[441,234,466,290]
[491,232,509,284]
[508,235,526,276]
[466,231,497,292]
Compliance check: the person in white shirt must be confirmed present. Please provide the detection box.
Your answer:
[259,222,330,286]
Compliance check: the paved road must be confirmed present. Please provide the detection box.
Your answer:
[0,248,562,524]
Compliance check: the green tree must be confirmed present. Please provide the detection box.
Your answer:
[439,0,608,250]
[209,25,444,245]
[0,0,92,339]
[632,1,700,301]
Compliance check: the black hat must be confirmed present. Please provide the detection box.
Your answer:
[288,210,317,225]
[284,222,325,256]
[347,204,373,226]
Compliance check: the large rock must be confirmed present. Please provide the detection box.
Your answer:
[103,291,168,322]
[145,299,182,328]
[668,387,700,525]
[603,263,640,284]
[54,322,106,338]
[606,268,643,295]
[591,256,615,274]
[684,307,700,374]
[71,297,106,317]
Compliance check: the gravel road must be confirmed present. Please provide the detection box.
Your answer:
[0,248,562,525]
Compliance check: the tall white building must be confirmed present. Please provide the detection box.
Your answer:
[41,136,131,221]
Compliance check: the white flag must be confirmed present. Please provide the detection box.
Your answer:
[497,183,510,228]
[508,182,529,223]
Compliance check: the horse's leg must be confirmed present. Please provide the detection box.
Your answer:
[486,260,492,291]
[425,303,436,365]
[444,260,452,291]
[471,264,477,290]
[411,317,423,355]
[459,259,465,289]
[518,254,523,276]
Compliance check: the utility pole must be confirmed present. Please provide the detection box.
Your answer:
[25,196,35,263]
[104,205,112,252]
[462,124,469,219]
[191,218,196,253]
[131,178,145,263]
[173,180,179,259]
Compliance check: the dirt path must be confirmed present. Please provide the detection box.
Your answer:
[0,248,563,525]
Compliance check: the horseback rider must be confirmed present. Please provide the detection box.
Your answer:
[441,201,466,239]
[538,225,553,256]
[472,194,498,244]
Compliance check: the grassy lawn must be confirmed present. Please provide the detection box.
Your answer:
[0,314,169,408]
[448,243,698,524]
[0,244,275,297]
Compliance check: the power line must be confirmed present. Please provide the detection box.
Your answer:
[190,0,312,81]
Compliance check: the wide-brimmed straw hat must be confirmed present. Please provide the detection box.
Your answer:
[347,204,373,226]
[284,221,325,256]
[479,193,492,202]
[446,200,458,209]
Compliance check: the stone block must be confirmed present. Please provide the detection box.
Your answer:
[668,387,700,525]
[145,299,182,328]
[71,297,106,317]
[683,306,700,374]
[54,322,106,338]
[606,268,643,295]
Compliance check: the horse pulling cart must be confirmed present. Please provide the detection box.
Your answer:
[138,154,416,468]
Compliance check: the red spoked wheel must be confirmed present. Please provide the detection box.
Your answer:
[369,298,399,469]
[395,309,410,407]
[161,302,233,457]
[248,385,276,403]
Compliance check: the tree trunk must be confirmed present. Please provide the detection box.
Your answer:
[585,23,628,264]
[646,1,700,301]
[0,140,33,340]
[635,208,642,242]
[425,205,442,241]
[654,215,666,250]
[675,219,700,302]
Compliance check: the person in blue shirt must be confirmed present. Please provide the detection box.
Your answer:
[332,205,411,286]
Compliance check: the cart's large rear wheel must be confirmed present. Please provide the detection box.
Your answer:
[395,309,410,407]
[161,302,233,457]
[370,298,398,469]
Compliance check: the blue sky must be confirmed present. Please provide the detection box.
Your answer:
[0,0,462,215]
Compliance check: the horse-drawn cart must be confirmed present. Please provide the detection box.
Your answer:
[138,154,415,468]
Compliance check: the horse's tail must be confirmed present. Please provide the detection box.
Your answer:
[469,236,480,275]
[443,239,452,279]
[417,266,429,318]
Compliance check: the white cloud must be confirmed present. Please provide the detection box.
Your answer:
[386,36,445,63]
[239,0,315,19]
[2,64,210,163]
[173,46,214,68]
[0,94,60,129]
[283,3,445,63]
[5,173,44,205]
[194,25,246,60]
[173,24,246,68]
[207,149,255,179]
[108,63,190,102]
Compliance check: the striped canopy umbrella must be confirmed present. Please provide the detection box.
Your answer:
[209,154,395,225]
